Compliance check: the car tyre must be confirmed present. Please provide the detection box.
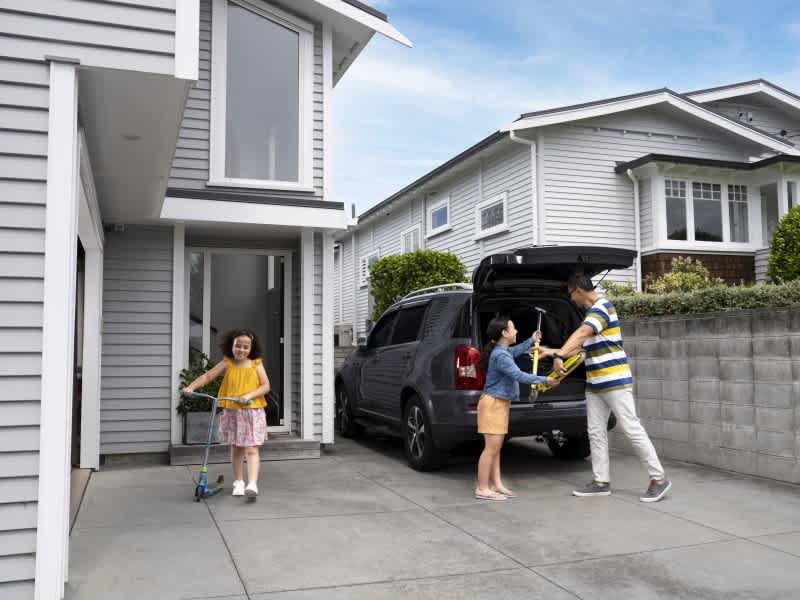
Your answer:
[335,384,364,439]
[403,395,443,471]
[548,432,591,460]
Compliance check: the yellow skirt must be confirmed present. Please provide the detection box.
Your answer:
[477,393,510,435]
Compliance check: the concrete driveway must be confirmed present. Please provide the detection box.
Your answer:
[67,435,800,599]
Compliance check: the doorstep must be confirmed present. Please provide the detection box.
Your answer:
[169,433,320,465]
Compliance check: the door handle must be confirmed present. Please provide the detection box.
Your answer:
[401,352,412,360]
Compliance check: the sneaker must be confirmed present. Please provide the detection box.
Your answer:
[572,481,612,497]
[640,478,671,503]
[232,480,245,497]
[245,482,258,498]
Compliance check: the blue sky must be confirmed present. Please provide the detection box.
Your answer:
[330,0,800,214]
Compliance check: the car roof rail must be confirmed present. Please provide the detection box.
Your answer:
[401,283,473,300]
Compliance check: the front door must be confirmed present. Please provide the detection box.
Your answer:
[187,249,291,433]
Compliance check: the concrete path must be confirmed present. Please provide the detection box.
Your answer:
[67,435,800,599]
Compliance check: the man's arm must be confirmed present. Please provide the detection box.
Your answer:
[557,324,595,359]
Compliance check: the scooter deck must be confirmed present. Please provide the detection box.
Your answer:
[532,352,585,394]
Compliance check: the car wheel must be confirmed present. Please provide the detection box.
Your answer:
[403,396,443,471]
[548,432,591,460]
[335,384,364,438]
[607,412,617,431]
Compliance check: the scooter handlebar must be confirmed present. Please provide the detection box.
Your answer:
[189,391,252,406]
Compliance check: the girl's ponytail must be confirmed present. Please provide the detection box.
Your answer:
[478,315,510,374]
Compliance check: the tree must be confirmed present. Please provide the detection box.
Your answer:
[369,249,468,320]
[768,205,800,283]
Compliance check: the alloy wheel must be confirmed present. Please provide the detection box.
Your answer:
[406,405,426,460]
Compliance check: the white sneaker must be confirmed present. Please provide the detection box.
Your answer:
[245,482,258,498]
[232,480,245,496]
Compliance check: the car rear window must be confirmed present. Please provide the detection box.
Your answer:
[391,304,427,345]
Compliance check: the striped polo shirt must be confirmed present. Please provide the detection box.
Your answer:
[582,298,633,392]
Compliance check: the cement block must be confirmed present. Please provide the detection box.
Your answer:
[757,453,799,483]
[720,381,755,405]
[660,318,688,339]
[661,399,689,421]
[721,423,757,451]
[717,312,753,336]
[754,383,795,409]
[756,430,795,458]
[719,447,758,476]
[755,407,794,431]
[659,339,688,359]
[752,336,791,358]
[752,310,791,335]
[722,404,755,426]
[636,378,662,400]
[689,379,720,403]
[718,337,753,359]
[690,423,722,446]
[633,339,661,358]
[640,417,664,439]
[792,309,800,332]
[686,316,720,337]
[635,359,663,379]
[687,339,720,359]
[635,397,661,418]
[689,442,723,468]
[661,419,690,442]
[689,401,721,425]
[662,380,689,402]
[662,360,689,380]
[689,357,720,379]
[634,319,661,337]
[719,358,753,382]
[791,335,800,358]
[659,439,691,462]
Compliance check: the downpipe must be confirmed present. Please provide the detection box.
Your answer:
[626,168,643,292]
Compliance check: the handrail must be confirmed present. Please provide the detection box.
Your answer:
[401,282,472,300]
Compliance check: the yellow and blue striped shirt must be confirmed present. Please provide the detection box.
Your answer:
[582,298,633,392]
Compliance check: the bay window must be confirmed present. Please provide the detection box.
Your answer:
[692,182,722,242]
[728,184,749,243]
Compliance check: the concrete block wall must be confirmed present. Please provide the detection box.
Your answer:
[613,307,800,484]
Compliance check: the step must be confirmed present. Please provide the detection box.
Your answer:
[169,435,320,465]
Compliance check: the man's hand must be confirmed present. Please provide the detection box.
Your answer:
[553,356,567,376]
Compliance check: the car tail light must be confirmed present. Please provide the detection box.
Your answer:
[455,345,483,390]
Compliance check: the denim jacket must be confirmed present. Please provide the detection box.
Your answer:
[482,338,548,401]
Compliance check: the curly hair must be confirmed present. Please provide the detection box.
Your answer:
[218,328,264,360]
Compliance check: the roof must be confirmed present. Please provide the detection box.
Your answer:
[614,152,800,174]
[685,78,800,104]
[340,0,387,21]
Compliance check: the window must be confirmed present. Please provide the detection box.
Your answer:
[788,181,797,210]
[692,182,722,242]
[728,184,749,243]
[210,0,314,190]
[400,225,421,254]
[359,251,379,288]
[665,179,687,240]
[367,311,397,349]
[390,305,427,345]
[428,197,450,236]
[475,192,508,239]
[761,183,779,245]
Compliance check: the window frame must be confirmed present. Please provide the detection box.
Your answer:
[727,183,749,243]
[389,303,428,346]
[359,250,379,288]
[209,0,315,192]
[474,191,509,240]
[427,196,451,237]
[366,310,398,349]
[400,224,422,254]
[691,181,724,243]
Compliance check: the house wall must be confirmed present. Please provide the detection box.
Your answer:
[755,247,770,283]
[0,0,178,76]
[168,0,326,198]
[0,57,49,599]
[706,98,800,140]
[639,177,653,250]
[100,226,174,455]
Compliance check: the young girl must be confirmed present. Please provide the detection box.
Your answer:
[475,316,558,501]
[183,329,271,499]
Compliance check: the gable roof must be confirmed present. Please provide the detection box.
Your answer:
[614,152,800,174]
[503,88,799,155]
[685,78,800,112]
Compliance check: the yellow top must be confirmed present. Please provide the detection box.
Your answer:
[218,356,266,409]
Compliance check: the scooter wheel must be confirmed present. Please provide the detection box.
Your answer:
[194,486,202,502]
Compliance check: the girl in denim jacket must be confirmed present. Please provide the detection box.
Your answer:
[475,316,558,501]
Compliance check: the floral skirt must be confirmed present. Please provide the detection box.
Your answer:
[218,408,267,447]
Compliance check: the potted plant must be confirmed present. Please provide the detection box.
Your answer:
[177,349,225,444]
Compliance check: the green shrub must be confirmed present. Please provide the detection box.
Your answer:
[369,249,468,320]
[644,256,724,294]
[176,349,224,414]
[613,280,800,319]
[601,280,637,297]
[767,205,800,283]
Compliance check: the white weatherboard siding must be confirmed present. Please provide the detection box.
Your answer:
[0,1,178,76]
[168,0,326,197]
[541,106,766,282]
[0,57,48,600]
[755,247,770,283]
[639,177,653,250]
[100,227,173,454]
[707,98,800,140]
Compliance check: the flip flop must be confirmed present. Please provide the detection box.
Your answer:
[475,491,507,501]
[493,488,518,498]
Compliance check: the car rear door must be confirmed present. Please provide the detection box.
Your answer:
[359,310,398,413]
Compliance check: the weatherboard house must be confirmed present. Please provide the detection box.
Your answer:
[334,79,800,342]
[0,1,409,597]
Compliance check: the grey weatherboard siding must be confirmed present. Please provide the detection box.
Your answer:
[100,226,173,455]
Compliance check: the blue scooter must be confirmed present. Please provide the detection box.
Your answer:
[189,391,251,501]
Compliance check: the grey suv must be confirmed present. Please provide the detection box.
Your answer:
[335,246,636,470]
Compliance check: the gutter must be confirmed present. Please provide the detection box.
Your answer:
[509,131,543,245]
[625,169,643,292]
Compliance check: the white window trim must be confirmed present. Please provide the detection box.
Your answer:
[400,224,422,254]
[209,0,315,191]
[427,196,451,237]
[359,250,379,288]
[475,191,510,240]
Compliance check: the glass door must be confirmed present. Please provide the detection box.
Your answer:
[187,249,291,433]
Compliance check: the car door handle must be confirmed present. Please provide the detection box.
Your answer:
[401,352,412,360]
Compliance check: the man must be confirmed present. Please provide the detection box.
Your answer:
[546,273,671,502]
